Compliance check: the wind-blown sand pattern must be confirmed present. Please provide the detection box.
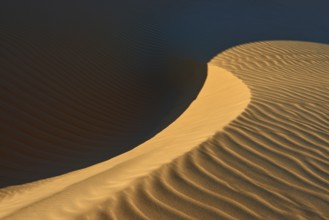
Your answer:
[1,40,329,219]
[0,61,250,218]
[76,41,329,220]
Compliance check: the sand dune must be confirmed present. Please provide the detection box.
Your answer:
[0,20,206,187]
[0,61,250,219]
[95,41,328,220]
[2,1,329,219]
[2,41,329,219]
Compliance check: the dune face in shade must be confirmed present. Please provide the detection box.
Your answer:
[0,2,207,187]
[3,41,329,220]
[0,45,206,187]
[1,0,329,219]
[0,55,250,220]
[1,0,329,188]
[101,41,329,220]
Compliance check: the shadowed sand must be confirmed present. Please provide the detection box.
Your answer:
[99,41,329,220]
[2,41,329,219]
[0,61,250,219]
[0,29,206,187]
[1,1,329,219]
[0,0,210,187]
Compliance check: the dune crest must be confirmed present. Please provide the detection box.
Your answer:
[0,64,250,219]
[2,41,329,219]
[93,41,329,220]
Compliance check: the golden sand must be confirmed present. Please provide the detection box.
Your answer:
[1,41,329,219]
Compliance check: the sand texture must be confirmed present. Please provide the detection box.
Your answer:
[0,0,211,187]
[0,62,250,219]
[1,41,329,219]
[2,1,329,219]
[99,41,329,220]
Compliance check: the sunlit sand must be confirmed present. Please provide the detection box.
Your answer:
[2,41,329,219]
[1,1,329,219]
[0,62,250,219]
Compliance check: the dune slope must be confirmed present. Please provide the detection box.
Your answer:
[1,0,213,187]
[82,41,329,220]
[0,20,207,187]
[0,62,250,218]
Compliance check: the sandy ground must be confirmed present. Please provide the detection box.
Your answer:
[1,41,329,219]
[0,0,208,187]
[0,62,250,219]
[1,1,329,219]
[79,41,329,220]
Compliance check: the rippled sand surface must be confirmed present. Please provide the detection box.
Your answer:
[2,41,329,219]
[101,41,329,220]
[0,59,250,219]
[1,1,329,219]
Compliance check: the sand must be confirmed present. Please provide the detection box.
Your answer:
[0,33,206,187]
[79,41,329,220]
[0,62,250,219]
[0,0,208,187]
[1,40,329,219]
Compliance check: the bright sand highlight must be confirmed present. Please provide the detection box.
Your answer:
[1,41,329,219]
[0,64,250,219]
[101,41,329,220]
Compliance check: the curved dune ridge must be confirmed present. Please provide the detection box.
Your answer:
[1,40,329,219]
[75,41,329,220]
[0,59,250,218]
[0,20,207,187]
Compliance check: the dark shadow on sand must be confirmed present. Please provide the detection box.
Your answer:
[1,0,329,187]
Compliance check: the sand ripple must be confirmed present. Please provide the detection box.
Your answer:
[1,41,329,219]
[87,41,329,220]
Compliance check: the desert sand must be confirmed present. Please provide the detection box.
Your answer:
[0,60,250,219]
[1,41,329,219]
[1,1,329,219]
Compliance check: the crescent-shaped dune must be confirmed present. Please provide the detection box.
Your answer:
[2,2,329,219]
[1,41,329,219]
[99,41,329,220]
[0,23,207,187]
[0,57,250,218]
[1,0,213,188]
